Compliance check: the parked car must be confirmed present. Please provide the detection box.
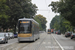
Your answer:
[5,33,10,40]
[57,30,61,35]
[0,33,8,43]
[14,32,18,38]
[57,32,61,35]
[65,32,72,37]
[71,33,75,39]
[8,32,14,39]
[55,31,58,34]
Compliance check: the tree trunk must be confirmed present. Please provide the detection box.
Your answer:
[14,24,16,34]
[3,28,4,32]
[6,29,8,32]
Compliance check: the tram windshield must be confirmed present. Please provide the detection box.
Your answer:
[18,22,32,33]
[48,29,51,32]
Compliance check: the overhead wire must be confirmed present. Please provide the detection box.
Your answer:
[44,0,50,29]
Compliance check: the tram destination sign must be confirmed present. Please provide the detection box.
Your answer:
[20,21,30,23]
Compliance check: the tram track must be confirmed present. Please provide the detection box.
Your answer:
[51,34,54,50]
[16,33,46,50]
[52,34,64,50]
[35,34,47,50]
[21,33,47,50]
[17,43,31,50]
[0,33,62,50]
[0,42,31,50]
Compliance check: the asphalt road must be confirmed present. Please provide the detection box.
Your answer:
[53,34,75,50]
[0,32,75,50]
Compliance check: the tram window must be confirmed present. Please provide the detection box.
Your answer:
[48,30,51,32]
[20,27,24,32]
[19,24,31,33]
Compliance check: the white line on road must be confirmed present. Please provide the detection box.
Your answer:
[52,34,64,50]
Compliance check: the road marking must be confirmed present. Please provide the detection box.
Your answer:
[45,46,60,49]
[42,42,46,44]
[52,34,64,50]
[42,42,51,44]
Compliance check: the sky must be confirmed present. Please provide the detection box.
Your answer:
[31,0,59,29]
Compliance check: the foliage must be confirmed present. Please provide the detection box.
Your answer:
[49,0,75,26]
[34,14,47,31]
[50,15,73,33]
[50,15,60,29]
[0,0,10,31]
[0,0,37,32]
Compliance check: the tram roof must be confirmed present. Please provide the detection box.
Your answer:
[18,18,39,25]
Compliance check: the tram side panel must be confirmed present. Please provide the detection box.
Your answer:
[32,22,39,41]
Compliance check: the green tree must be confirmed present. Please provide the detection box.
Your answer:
[34,14,47,31]
[0,0,37,32]
[6,0,37,33]
[50,15,60,30]
[0,0,10,31]
[50,15,73,33]
[49,0,75,26]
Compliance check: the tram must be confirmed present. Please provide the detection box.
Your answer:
[48,29,51,34]
[18,18,40,42]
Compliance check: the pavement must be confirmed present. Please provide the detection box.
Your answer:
[0,32,75,50]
